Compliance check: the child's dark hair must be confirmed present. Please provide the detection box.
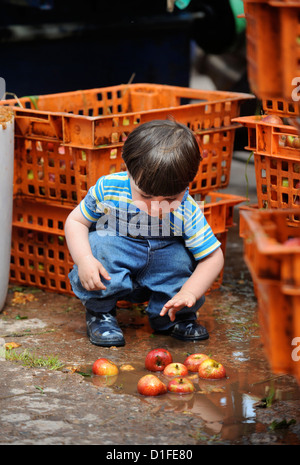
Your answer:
[122,119,202,196]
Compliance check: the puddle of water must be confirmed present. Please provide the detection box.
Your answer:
[74,287,300,443]
[79,355,300,442]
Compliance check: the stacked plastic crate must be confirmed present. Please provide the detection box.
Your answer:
[237,0,300,383]
[0,83,252,295]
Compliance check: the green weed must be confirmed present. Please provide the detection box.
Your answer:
[5,348,63,370]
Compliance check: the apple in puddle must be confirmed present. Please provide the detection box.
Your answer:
[198,358,226,379]
[167,377,195,394]
[145,348,173,372]
[163,362,188,377]
[137,374,167,396]
[92,358,119,376]
[183,353,209,372]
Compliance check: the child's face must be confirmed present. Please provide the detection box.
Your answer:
[129,177,186,217]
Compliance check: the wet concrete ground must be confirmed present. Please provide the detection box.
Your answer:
[1,155,300,446]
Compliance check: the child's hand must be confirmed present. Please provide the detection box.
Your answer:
[160,290,196,322]
[77,254,111,291]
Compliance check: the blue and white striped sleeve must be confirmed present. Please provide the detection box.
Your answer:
[183,197,221,260]
[79,177,104,222]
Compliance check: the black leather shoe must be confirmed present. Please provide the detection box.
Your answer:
[171,321,209,341]
[85,309,125,347]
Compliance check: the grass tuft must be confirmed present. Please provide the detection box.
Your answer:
[5,348,64,370]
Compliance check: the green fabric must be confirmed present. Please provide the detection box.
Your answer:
[229,0,246,34]
[175,0,192,10]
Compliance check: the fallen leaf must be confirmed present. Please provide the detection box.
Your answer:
[4,342,21,350]
[12,292,37,305]
[120,364,135,371]
[65,366,80,374]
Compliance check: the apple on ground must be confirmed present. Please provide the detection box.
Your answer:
[137,374,167,396]
[167,377,195,394]
[92,358,119,376]
[198,358,226,379]
[163,362,188,377]
[145,348,173,372]
[183,353,209,372]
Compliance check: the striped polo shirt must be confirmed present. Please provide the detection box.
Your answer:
[80,172,221,261]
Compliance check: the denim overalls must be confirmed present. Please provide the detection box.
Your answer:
[68,196,205,332]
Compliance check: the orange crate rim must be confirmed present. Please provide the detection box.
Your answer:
[5,83,253,204]
[1,83,254,149]
[233,115,300,209]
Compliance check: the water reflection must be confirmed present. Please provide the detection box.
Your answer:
[87,364,289,441]
[82,294,300,443]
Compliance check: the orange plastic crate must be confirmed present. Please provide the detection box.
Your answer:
[244,0,300,102]
[0,83,253,204]
[253,273,300,381]
[10,199,74,295]
[262,98,300,118]
[9,192,245,296]
[195,191,246,234]
[240,208,300,382]
[239,207,300,282]
[233,115,300,209]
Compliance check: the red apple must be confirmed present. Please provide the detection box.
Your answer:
[163,362,188,377]
[262,115,283,125]
[293,137,300,149]
[167,377,195,394]
[286,135,295,148]
[137,374,167,396]
[183,353,209,372]
[198,358,226,379]
[145,348,173,372]
[92,358,119,376]
[283,237,300,247]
